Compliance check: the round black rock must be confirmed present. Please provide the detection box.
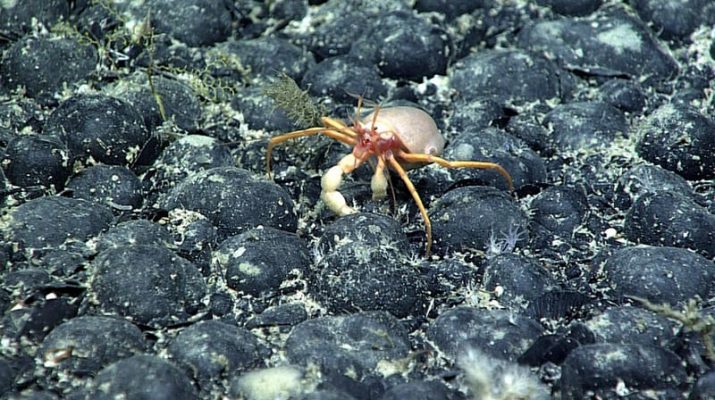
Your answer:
[95,219,174,253]
[529,185,589,239]
[0,0,69,34]
[543,101,627,150]
[38,316,146,378]
[285,312,410,379]
[146,135,234,196]
[5,196,113,254]
[598,245,715,305]
[450,48,572,108]
[517,11,678,84]
[504,112,552,155]
[302,55,387,104]
[430,186,529,254]
[220,37,316,82]
[0,36,96,104]
[635,103,715,180]
[599,78,647,113]
[624,191,715,258]
[114,74,202,132]
[584,306,678,349]
[44,94,153,167]
[443,127,547,191]
[160,167,297,239]
[448,99,505,133]
[313,213,424,318]
[66,165,143,210]
[231,86,299,133]
[630,0,703,41]
[692,370,715,400]
[213,227,310,296]
[2,135,71,191]
[483,253,557,311]
[535,0,603,16]
[91,245,206,327]
[142,0,232,47]
[379,381,453,400]
[168,320,269,386]
[560,343,687,398]
[87,355,197,400]
[295,1,410,59]
[316,212,409,256]
[427,306,543,361]
[349,11,449,81]
[614,164,700,210]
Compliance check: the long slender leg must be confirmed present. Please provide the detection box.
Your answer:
[387,157,433,257]
[322,117,361,139]
[267,128,356,178]
[396,152,514,192]
[321,153,366,216]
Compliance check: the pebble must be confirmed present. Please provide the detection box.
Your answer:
[285,312,410,379]
[430,186,529,254]
[349,11,449,81]
[598,245,715,305]
[529,185,589,239]
[584,306,678,349]
[450,48,572,108]
[66,165,143,210]
[160,167,297,238]
[85,355,197,399]
[44,95,154,167]
[635,103,715,180]
[90,244,207,327]
[444,126,547,191]
[221,37,316,81]
[168,320,269,386]
[625,192,715,258]
[482,253,558,311]
[213,227,310,296]
[614,163,701,210]
[38,316,146,377]
[543,101,627,150]
[314,213,425,318]
[302,55,387,104]
[517,10,679,84]
[6,196,113,255]
[0,36,96,104]
[427,306,544,361]
[2,135,70,191]
[137,0,232,47]
[560,343,687,398]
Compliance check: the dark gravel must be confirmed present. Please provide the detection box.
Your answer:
[1,1,715,399]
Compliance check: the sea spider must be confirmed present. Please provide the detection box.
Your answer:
[267,100,513,256]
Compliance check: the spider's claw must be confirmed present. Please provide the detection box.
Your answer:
[321,154,363,216]
[370,158,388,200]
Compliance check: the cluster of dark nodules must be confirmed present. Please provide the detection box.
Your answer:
[2,0,715,399]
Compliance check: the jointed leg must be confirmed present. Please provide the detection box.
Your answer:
[267,127,356,178]
[396,152,514,192]
[321,153,366,216]
[387,157,433,257]
[322,116,362,139]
